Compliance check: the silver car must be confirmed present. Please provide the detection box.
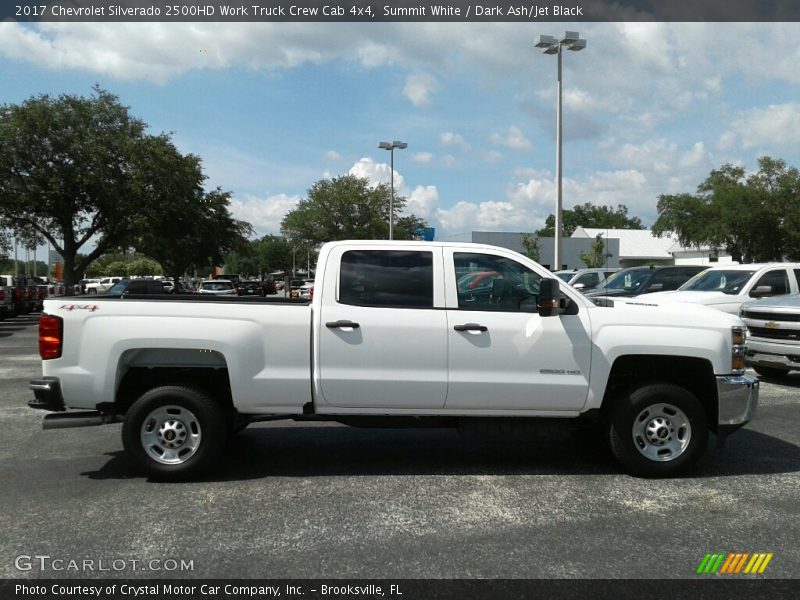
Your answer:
[554,268,619,291]
[197,279,237,296]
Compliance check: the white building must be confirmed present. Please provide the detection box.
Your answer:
[571,227,735,267]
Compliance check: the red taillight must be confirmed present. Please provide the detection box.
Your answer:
[39,314,63,360]
[309,287,314,301]
[13,288,22,300]
[0,290,4,301]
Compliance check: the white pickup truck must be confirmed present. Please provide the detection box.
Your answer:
[29,241,758,480]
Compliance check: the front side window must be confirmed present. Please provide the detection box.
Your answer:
[751,270,789,297]
[339,250,433,308]
[600,269,651,293]
[454,253,541,311]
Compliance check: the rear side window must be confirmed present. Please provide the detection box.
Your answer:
[339,250,433,308]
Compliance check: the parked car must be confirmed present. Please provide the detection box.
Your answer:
[646,263,800,314]
[197,279,237,296]
[237,281,265,297]
[583,266,706,299]
[740,293,800,378]
[289,278,306,298]
[298,281,314,299]
[1,275,38,315]
[554,268,619,291]
[86,277,123,295]
[0,275,14,320]
[103,278,172,297]
[262,280,277,295]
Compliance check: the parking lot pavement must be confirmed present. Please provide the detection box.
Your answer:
[0,312,798,580]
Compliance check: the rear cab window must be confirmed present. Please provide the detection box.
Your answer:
[338,250,434,308]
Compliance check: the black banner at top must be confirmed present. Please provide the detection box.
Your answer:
[4,0,800,22]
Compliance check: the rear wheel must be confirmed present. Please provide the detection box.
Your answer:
[608,383,708,478]
[122,386,227,480]
[753,365,789,379]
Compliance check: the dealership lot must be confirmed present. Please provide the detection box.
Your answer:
[1,313,799,579]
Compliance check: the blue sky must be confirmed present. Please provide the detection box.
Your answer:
[2,21,800,244]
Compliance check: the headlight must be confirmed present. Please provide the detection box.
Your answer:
[732,325,746,374]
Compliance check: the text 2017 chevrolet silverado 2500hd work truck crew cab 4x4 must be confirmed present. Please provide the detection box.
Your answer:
[28,241,758,480]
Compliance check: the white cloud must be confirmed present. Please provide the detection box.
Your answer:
[489,126,531,150]
[348,156,405,191]
[728,103,800,151]
[441,154,457,168]
[406,185,439,219]
[324,150,343,161]
[228,193,301,235]
[439,132,470,151]
[411,152,434,163]
[403,72,439,107]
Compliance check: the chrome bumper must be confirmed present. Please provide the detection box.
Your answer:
[716,374,759,438]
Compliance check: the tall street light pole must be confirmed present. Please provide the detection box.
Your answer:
[378,140,408,240]
[536,31,586,270]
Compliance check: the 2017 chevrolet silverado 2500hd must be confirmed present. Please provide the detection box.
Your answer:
[29,241,758,481]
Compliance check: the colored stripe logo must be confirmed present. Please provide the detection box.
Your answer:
[696,552,773,574]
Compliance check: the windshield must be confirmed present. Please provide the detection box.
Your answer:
[201,281,233,291]
[679,270,756,294]
[555,272,573,283]
[105,279,130,295]
[598,269,651,292]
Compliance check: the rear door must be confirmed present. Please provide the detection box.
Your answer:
[316,245,448,409]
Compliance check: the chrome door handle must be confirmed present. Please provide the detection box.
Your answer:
[453,323,488,332]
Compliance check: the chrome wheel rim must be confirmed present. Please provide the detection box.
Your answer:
[631,403,691,462]
[140,405,202,465]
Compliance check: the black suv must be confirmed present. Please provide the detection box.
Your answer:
[103,278,171,297]
[583,265,706,299]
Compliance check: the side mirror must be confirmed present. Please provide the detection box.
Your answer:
[750,285,773,298]
[538,278,560,317]
[573,283,585,290]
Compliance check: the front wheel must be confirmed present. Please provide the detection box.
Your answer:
[608,383,709,478]
[122,386,227,480]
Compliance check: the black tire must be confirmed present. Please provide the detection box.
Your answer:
[607,383,709,478]
[122,386,227,481]
[753,365,789,379]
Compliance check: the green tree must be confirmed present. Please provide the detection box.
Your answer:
[652,157,799,262]
[521,233,541,263]
[537,202,644,237]
[281,175,427,246]
[129,136,252,284]
[578,234,612,268]
[0,87,158,288]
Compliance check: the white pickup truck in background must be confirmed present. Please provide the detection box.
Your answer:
[29,241,758,480]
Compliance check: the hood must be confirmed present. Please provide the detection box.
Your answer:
[741,294,800,311]
[590,293,743,331]
[639,290,733,305]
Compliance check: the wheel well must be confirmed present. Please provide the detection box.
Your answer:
[110,367,234,417]
[602,355,718,432]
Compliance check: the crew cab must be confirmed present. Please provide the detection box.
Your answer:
[29,241,758,481]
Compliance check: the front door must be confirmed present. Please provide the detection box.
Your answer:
[445,249,592,412]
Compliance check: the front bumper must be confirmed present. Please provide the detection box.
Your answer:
[716,374,759,440]
[745,339,800,371]
[28,377,66,412]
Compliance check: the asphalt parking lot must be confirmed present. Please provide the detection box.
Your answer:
[1,312,799,580]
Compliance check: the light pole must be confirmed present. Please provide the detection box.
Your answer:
[536,31,586,270]
[378,140,407,240]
